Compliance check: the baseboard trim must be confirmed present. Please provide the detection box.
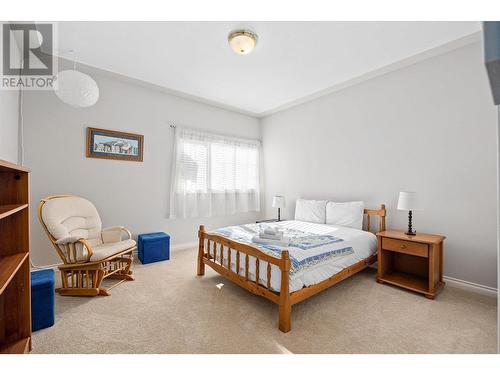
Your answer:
[133,241,198,257]
[369,263,496,298]
[171,241,198,251]
[443,276,498,298]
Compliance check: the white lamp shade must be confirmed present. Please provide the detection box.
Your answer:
[397,191,421,211]
[272,196,286,209]
[54,70,100,108]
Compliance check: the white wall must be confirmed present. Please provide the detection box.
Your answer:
[0,29,21,164]
[23,68,260,266]
[261,42,498,288]
[0,89,19,163]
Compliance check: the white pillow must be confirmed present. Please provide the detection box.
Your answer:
[294,199,327,223]
[326,201,365,230]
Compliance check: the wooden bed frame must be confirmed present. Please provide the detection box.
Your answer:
[197,205,386,332]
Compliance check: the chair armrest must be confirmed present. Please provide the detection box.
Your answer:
[55,237,94,262]
[56,235,85,245]
[102,226,132,243]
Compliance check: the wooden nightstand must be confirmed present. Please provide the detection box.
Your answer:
[376,230,446,299]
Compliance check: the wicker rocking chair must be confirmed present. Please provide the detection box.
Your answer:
[38,195,136,296]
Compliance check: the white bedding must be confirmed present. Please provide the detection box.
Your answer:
[207,220,377,293]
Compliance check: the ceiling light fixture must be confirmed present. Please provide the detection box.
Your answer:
[228,30,258,55]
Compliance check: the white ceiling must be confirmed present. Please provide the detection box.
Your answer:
[57,21,481,116]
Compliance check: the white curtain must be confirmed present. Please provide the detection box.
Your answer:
[169,127,261,218]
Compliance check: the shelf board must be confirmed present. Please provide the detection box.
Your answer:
[0,204,28,220]
[0,159,30,173]
[0,337,30,354]
[0,253,29,295]
[378,271,429,294]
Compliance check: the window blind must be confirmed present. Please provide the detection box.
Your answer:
[170,127,260,218]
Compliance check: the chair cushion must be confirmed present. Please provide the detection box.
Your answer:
[41,196,103,247]
[90,239,136,261]
[102,226,125,243]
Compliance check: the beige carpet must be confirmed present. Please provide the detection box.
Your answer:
[32,248,497,354]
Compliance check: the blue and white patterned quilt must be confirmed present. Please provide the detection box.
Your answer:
[211,223,353,276]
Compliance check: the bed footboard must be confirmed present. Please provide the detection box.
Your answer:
[197,225,292,332]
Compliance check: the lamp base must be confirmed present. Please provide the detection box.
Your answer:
[406,210,416,236]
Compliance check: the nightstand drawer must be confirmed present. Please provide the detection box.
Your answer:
[382,238,428,257]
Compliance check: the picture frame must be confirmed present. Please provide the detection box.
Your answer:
[86,127,144,162]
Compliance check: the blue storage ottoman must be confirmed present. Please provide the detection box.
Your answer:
[138,232,170,264]
[31,269,55,332]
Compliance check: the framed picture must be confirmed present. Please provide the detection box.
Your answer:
[86,127,144,162]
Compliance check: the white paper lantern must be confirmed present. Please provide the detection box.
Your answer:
[54,70,99,108]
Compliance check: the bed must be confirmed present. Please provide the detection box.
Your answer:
[197,204,386,332]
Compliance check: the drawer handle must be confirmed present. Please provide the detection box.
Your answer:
[400,244,407,249]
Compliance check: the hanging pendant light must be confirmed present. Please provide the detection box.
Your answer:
[54,52,100,108]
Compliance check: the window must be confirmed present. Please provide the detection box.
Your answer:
[170,127,260,218]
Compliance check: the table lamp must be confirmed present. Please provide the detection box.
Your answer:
[272,196,285,221]
[397,191,420,235]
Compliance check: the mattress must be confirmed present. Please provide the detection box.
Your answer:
[207,220,377,293]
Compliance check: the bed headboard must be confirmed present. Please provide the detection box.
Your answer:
[363,204,386,233]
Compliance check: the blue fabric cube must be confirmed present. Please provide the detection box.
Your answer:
[138,232,170,264]
[31,269,55,332]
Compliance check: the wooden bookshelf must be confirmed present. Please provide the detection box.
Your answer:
[0,337,30,354]
[0,204,29,220]
[0,159,31,354]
